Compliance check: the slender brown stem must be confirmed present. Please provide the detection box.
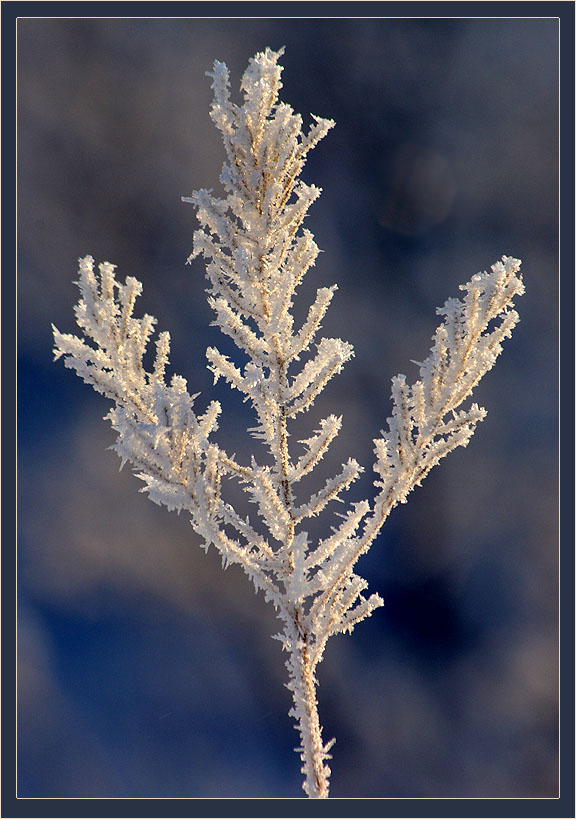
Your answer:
[286,610,331,798]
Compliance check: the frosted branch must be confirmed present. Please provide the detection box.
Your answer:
[53,47,523,800]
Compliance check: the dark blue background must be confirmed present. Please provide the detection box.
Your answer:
[17,14,559,799]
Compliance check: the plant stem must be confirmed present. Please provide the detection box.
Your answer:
[288,613,331,798]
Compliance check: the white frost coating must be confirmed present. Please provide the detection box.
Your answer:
[53,48,524,799]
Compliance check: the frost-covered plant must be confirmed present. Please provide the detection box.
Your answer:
[53,47,524,798]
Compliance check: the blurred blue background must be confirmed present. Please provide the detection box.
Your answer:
[17,17,558,798]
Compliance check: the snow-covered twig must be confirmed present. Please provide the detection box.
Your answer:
[53,47,523,798]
